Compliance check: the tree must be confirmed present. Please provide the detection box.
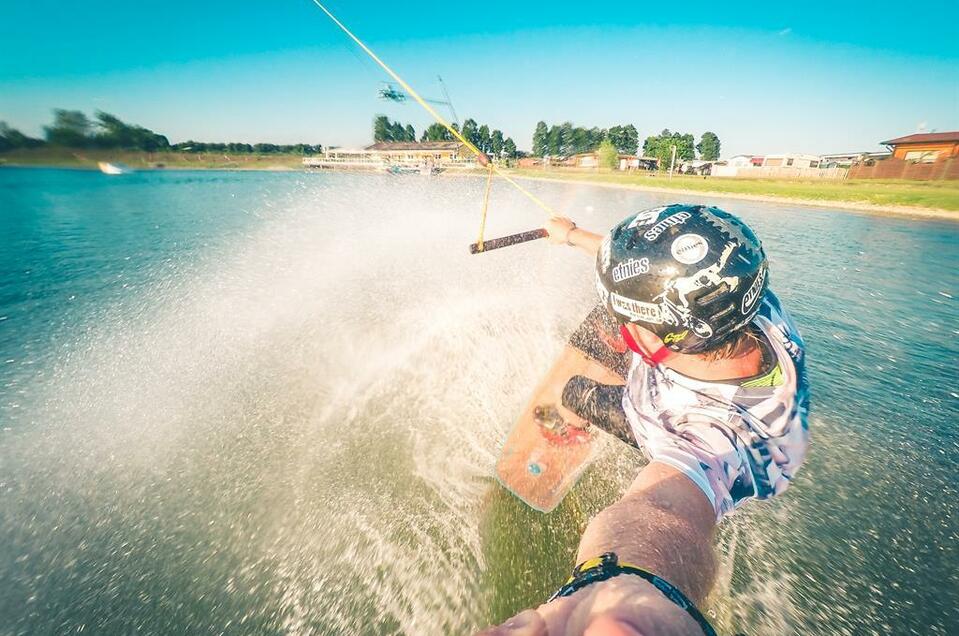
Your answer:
[644,129,695,170]
[621,124,638,155]
[490,129,504,156]
[597,139,619,170]
[92,111,169,151]
[389,121,406,142]
[532,121,548,157]
[421,122,452,141]
[503,137,517,159]
[588,127,606,151]
[44,109,92,147]
[677,133,695,161]
[547,125,562,157]
[373,115,391,142]
[404,124,416,142]
[571,127,590,154]
[0,122,44,151]
[461,118,479,147]
[477,124,491,154]
[696,131,721,161]
[558,121,574,156]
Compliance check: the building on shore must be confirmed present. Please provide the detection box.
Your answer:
[303,141,476,171]
[881,132,959,163]
[758,154,822,169]
[711,153,846,179]
[847,132,959,180]
[819,152,891,168]
[724,155,764,168]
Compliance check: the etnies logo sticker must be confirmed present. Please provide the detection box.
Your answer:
[611,257,650,282]
[671,234,708,265]
[741,266,767,313]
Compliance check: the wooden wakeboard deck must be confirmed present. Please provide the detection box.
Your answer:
[496,342,625,512]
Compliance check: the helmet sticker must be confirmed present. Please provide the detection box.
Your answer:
[611,293,663,324]
[599,235,612,272]
[643,211,692,241]
[663,330,688,345]
[741,265,767,314]
[626,207,668,229]
[611,257,650,282]
[671,233,709,265]
[665,242,739,307]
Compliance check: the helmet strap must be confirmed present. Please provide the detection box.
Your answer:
[619,325,670,366]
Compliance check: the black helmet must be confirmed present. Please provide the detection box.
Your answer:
[595,204,768,354]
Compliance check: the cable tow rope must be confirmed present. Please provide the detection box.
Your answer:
[310,0,559,248]
[476,164,495,252]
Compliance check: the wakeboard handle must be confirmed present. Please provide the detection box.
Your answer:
[469,228,548,254]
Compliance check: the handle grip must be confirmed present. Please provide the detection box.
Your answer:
[469,228,548,255]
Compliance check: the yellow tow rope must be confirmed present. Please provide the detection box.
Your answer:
[310,1,558,250]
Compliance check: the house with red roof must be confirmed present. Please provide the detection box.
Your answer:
[882,132,959,163]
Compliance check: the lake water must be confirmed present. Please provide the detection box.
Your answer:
[0,168,956,635]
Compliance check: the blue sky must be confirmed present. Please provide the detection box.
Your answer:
[1,0,957,157]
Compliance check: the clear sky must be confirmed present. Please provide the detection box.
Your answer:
[1,0,957,157]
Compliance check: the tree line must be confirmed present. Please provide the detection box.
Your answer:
[0,110,323,155]
[530,121,721,166]
[642,129,721,166]
[373,115,519,158]
[532,122,639,157]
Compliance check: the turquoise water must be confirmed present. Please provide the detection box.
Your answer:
[0,168,956,634]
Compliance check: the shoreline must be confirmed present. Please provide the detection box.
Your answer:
[3,159,957,222]
[502,172,959,223]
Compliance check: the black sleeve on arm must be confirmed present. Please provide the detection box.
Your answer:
[568,304,630,379]
[562,376,638,449]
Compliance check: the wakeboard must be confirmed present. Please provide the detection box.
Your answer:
[495,306,629,512]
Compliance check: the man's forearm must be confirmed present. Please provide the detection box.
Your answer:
[567,227,604,256]
[575,462,717,605]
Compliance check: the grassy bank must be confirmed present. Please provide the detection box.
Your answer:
[5,148,958,218]
[0,147,306,170]
[505,168,959,214]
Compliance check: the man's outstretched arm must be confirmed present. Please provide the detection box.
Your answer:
[545,216,604,257]
[477,463,717,635]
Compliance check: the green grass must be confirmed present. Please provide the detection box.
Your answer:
[0,147,307,170]
[506,168,959,212]
[4,148,958,213]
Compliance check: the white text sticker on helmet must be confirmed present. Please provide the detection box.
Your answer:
[643,211,692,241]
[611,293,663,324]
[671,234,709,265]
[626,207,667,229]
[741,265,766,314]
[612,257,650,282]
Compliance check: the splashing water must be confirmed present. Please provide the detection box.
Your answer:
[0,169,956,634]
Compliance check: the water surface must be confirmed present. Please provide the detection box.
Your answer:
[1,168,956,634]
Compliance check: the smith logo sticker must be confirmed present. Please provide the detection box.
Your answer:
[741,266,766,313]
[611,293,663,324]
[611,257,650,282]
[643,211,692,241]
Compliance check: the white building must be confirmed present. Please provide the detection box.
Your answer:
[759,154,822,169]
